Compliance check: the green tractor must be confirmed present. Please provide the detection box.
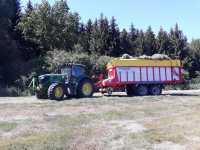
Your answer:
[35,64,95,100]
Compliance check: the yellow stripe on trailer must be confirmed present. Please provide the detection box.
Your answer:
[107,58,181,69]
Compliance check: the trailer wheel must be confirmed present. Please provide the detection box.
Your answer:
[126,85,135,96]
[149,85,162,95]
[135,85,148,96]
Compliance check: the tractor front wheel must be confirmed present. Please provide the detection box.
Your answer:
[48,83,65,100]
[77,79,94,98]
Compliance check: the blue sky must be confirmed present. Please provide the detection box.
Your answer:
[21,0,200,41]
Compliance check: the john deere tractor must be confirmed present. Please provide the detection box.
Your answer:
[35,64,95,100]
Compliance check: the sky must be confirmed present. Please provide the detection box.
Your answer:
[21,0,200,41]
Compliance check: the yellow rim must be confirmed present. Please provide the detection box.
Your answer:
[54,87,63,98]
[82,83,92,96]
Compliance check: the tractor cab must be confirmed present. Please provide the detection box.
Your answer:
[59,64,86,82]
[36,64,94,100]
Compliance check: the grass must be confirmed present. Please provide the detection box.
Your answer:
[0,130,73,150]
[0,93,200,149]
[0,122,17,132]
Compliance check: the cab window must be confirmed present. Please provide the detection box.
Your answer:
[72,66,85,77]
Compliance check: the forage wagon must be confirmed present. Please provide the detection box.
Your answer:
[96,55,184,96]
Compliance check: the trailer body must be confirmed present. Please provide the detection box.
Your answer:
[98,58,184,95]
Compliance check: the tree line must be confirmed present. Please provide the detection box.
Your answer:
[1,0,200,86]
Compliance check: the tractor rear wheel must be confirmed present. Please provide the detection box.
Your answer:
[48,83,65,100]
[149,85,162,95]
[135,85,148,96]
[77,79,94,98]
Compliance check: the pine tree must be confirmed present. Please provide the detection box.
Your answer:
[108,16,120,56]
[89,19,99,54]
[85,19,93,53]
[128,24,138,56]
[26,0,33,14]
[135,30,145,56]
[0,0,22,84]
[169,23,188,59]
[120,29,131,55]
[98,14,110,55]
[143,26,156,55]
[157,27,171,55]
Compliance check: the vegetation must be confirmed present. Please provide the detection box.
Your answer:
[1,0,200,95]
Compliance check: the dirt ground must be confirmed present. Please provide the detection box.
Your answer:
[0,90,200,150]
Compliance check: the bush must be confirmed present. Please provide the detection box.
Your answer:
[45,50,112,76]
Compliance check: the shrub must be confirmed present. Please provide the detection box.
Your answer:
[44,50,112,76]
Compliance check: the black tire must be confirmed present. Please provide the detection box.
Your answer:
[149,85,162,95]
[135,85,148,96]
[126,85,135,96]
[77,79,94,98]
[48,83,65,100]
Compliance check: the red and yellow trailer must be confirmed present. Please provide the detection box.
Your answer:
[97,57,184,96]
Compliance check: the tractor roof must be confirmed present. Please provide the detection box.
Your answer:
[60,63,85,68]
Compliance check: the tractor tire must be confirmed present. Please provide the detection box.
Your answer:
[77,79,94,98]
[149,85,162,95]
[135,85,148,96]
[126,85,135,96]
[48,83,65,101]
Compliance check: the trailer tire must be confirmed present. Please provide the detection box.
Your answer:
[135,85,148,96]
[149,85,162,95]
[126,85,135,96]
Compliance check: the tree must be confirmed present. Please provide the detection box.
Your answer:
[135,30,145,56]
[128,24,138,56]
[143,26,156,55]
[188,39,200,77]
[108,16,120,56]
[0,0,22,84]
[25,0,33,14]
[120,29,131,55]
[89,14,110,55]
[157,27,171,55]
[18,0,80,53]
[85,19,93,53]
[169,23,188,59]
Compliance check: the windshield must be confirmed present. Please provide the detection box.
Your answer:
[61,67,71,75]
